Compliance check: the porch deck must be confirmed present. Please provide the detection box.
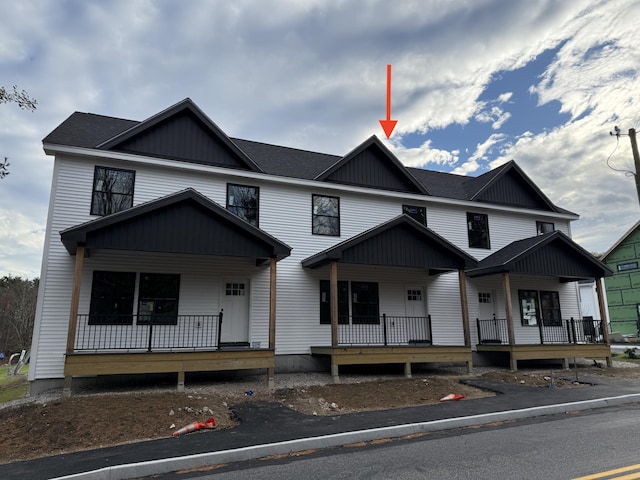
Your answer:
[476,343,611,371]
[64,348,275,392]
[311,345,472,383]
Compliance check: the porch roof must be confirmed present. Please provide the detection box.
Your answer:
[301,215,477,272]
[466,230,613,281]
[60,188,291,264]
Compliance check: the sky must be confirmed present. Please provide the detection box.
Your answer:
[2,0,640,279]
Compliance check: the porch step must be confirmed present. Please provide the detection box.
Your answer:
[218,342,251,349]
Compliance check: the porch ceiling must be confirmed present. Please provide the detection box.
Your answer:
[466,230,613,281]
[301,215,477,272]
[60,188,291,264]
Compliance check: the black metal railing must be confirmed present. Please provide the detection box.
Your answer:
[73,312,223,352]
[476,317,606,345]
[476,317,509,345]
[338,314,432,346]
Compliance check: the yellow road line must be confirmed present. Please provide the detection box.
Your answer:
[573,464,640,480]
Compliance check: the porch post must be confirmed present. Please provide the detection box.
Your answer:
[458,269,472,373]
[330,260,340,383]
[268,256,277,389]
[595,277,612,367]
[502,272,517,371]
[64,245,84,396]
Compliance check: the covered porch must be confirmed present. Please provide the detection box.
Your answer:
[303,215,478,382]
[468,231,613,371]
[60,189,291,392]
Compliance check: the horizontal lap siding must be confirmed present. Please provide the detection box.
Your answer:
[33,154,579,378]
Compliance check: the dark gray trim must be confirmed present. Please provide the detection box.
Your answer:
[60,188,291,264]
[466,230,613,280]
[314,136,430,195]
[96,99,263,173]
[302,215,477,271]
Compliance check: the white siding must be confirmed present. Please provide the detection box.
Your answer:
[31,151,581,379]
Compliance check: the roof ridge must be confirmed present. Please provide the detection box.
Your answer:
[232,137,341,159]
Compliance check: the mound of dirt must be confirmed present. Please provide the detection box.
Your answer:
[0,363,637,464]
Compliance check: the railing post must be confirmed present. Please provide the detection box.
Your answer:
[427,314,433,342]
[147,316,154,353]
[570,317,577,344]
[383,313,388,346]
[537,317,544,345]
[217,310,223,348]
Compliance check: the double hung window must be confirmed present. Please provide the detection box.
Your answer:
[467,212,490,249]
[88,271,136,325]
[227,183,259,226]
[312,194,340,235]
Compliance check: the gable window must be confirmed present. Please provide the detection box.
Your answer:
[351,281,379,324]
[518,290,562,326]
[137,273,180,325]
[91,166,135,216]
[312,194,340,236]
[402,204,426,226]
[467,212,490,249]
[89,271,136,325]
[617,262,639,272]
[536,221,555,235]
[227,183,259,227]
[319,280,349,324]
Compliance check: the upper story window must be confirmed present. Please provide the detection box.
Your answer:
[618,262,639,272]
[402,204,426,226]
[312,194,340,236]
[536,221,555,235]
[91,166,135,216]
[227,183,259,227]
[467,212,490,249]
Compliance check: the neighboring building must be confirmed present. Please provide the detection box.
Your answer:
[602,220,640,336]
[29,99,613,394]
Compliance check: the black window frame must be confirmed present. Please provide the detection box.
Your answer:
[312,194,340,236]
[467,212,490,249]
[226,183,259,227]
[539,290,562,326]
[319,280,349,324]
[518,289,562,327]
[536,221,555,235]
[90,166,135,216]
[136,273,181,325]
[402,204,427,226]
[88,271,136,325]
[617,262,639,272]
[351,281,380,325]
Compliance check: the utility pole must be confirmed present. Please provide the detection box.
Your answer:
[629,128,640,206]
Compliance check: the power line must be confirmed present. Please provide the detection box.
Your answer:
[609,126,640,205]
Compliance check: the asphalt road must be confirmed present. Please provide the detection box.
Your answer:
[157,404,640,480]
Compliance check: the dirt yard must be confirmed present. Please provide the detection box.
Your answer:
[1,361,637,465]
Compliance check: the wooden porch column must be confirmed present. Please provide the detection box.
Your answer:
[64,245,85,396]
[268,256,277,389]
[458,269,472,373]
[330,260,340,383]
[595,277,612,367]
[502,272,517,371]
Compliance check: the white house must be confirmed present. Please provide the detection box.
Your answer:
[29,99,612,394]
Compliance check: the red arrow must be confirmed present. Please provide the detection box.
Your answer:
[379,64,397,138]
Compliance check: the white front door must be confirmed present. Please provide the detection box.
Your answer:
[220,280,250,344]
[478,291,495,320]
[405,286,426,317]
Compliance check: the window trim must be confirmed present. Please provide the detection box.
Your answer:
[226,183,259,227]
[136,273,181,325]
[467,212,491,249]
[402,204,427,226]
[88,270,136,325]
[312,194,340,236]
[536,221,555,235]
[90,166,136,216]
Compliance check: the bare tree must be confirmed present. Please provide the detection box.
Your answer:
[0,276,38,356]
[1,85,37,179]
